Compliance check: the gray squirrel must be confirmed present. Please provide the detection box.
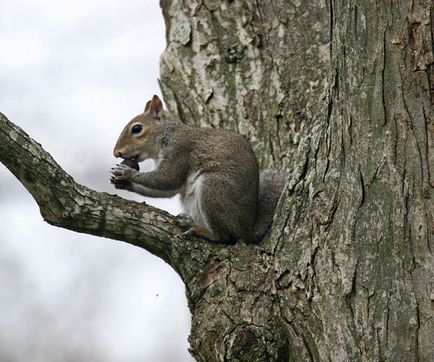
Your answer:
[111,95,285,244]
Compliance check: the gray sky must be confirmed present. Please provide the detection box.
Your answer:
[0,1,192,361]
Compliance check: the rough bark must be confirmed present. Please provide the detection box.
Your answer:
[0,0,433,361]
[159,0,330,169]
[159,0,434,361]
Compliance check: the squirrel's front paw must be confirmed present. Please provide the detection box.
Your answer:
[111,164,137,183]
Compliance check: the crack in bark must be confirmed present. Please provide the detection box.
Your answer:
[429,7,434,105]
[415,301,421,362]
[358,168,366,210]
[329,0,334,56]
[381,29,388,127]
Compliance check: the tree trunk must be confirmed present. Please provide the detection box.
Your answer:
[159,0,434,361]
[0,1,433,361]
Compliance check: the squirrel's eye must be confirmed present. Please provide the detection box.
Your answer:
[131,124,143,134]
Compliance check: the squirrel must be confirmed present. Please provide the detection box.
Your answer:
[111,95,285,244]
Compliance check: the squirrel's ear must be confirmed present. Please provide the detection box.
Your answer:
[144,100,151,112]
[149,95,163,120]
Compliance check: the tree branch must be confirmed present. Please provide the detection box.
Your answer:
[0,112,220,281]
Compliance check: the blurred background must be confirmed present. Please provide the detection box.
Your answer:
[0,0,193,361]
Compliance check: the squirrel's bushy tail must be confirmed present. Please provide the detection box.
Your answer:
[250,169,286,243]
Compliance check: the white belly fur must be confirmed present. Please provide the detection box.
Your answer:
[181,172,209,228]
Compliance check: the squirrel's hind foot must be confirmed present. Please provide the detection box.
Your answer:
[174,214,235,245]
[174,213,216,241]
[175,213,194,230]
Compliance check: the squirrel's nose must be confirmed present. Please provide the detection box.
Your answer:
[113,149,122,158]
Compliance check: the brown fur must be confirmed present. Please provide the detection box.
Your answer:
[112,95,284,243]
